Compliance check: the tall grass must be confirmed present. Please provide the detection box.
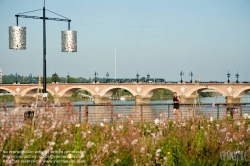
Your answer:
[0,106,249,165]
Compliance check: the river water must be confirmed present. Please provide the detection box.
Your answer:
[74,95,250,105]
[71,96,250,123]
[1,95,250,123]
[1,95,250,106]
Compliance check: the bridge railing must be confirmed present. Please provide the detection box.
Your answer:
[1,81,250,85]
[0,103,250,128]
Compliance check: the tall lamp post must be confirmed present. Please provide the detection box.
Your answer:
[227,70,231,83]
[147,72,150,83]
[94,71,98,83]
[29,73,32,84]
[189,71,193,83]
[180,71,184,83]
[235,71,239,83]
[9,0,77,101]
[136,71,140,83]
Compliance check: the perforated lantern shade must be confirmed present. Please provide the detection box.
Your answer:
[61,30,77,52]
[9,26,26,50]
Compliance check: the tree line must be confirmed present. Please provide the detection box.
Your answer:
[1,73,105,84]
[1,73,155,84]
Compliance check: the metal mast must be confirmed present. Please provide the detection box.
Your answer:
[115,47,116,82]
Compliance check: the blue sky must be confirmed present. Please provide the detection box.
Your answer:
[0,0,249,82]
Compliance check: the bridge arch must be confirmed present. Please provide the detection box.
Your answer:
[0,87,17,96]
[185,86,227,97]
[141,86,176,98]
[233,86,250,98]
[58,86,95,97]
[20,86,55,97]
[99,86,137,98]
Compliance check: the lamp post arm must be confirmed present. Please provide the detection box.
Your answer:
[15,14,71,22]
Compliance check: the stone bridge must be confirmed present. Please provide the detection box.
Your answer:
[0,83,249,104]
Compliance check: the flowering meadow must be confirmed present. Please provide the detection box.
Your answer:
[0,106,250,165]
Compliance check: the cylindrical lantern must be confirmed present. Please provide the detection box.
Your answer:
[9,26,26,50]
[61,30,77,52]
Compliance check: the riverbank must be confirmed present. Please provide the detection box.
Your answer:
[0,95,14,102]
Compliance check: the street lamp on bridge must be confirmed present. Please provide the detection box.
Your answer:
[235,71,239,83]
[67,73,70,83]
[94,71,98,83]
[147,72,150,83]
[189,71,193,83]
[106,72,109,80]
[29,73,32,84]
[136,71,140,83]
[9,0,77,101]
[15,72,18,84]
[180,71,184,83]
[52,72,58,83]
[227,70,231,83]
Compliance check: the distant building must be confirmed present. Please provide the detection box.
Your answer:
[0,68,2,84]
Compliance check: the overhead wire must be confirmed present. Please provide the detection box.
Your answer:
[18,9,42,15]
[46,9,69,19]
